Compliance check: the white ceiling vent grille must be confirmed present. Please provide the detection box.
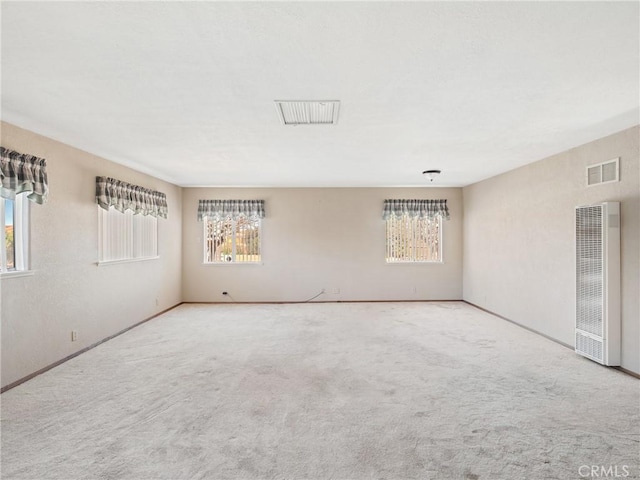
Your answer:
[587,157,619,186]
[274,100,340,125]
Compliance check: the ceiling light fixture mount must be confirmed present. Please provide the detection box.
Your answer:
[422,169,441,182]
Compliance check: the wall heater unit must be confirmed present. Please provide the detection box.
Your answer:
[575,202,621,366]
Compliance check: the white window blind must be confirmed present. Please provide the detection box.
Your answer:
[98,206,158,263]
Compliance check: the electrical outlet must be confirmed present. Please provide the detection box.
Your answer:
[71,330,78,342]
[332,288,340,294]
[412,286,417,294]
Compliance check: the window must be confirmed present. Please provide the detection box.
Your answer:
[98,206,158,263]
[198,199,264,264]
[386,214,442,263]
[1,194,29,273]
[204,216,261,263]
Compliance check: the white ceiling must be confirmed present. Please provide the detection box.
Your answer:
[1,2,638,187]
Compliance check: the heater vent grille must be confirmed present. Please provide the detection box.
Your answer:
[575,202,620,366]
[576,205,603,337]
[576,331,603,363]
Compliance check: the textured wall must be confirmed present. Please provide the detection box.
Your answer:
[182,187,463,303]
[4,119,636,385]
[0,122,183,388]
[463,126,640,374]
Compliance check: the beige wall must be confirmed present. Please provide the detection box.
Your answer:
[4,119,636,386]
[182,188,463,303]
[0,122,183,388]
[463,126,640,374]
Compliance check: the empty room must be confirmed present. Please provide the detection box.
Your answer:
[1,2,639,479]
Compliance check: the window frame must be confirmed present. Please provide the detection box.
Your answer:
[385,213,443,264]
[202,216,263,265]
[1,193,30,276]
[97,205,159,266]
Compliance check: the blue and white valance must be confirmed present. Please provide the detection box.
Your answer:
[198,199,265,221]
[96,176,168,218]
[383,199,450,220]
[0,146,49,204]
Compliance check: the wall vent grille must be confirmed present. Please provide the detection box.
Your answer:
[587,158,619,186]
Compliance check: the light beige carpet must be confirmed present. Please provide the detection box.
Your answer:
[1,302,638,479]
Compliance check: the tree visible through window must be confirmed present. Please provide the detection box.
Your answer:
[386,214,441,262]
[1,194,29,273]
[204,216,261,263]
[4,198,15,269]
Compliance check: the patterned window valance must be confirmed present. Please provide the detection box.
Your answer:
[0,146,49,204]
[197,200,265,221]
[95,176,168,218]
[383,199,450,220]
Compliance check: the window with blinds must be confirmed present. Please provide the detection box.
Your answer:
[98,206,158,263]
[204,216,261,264]
[385,215,442,263]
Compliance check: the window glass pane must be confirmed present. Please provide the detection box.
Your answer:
[386,214,441,263]
[219,220,234,262]
[206,218,234,262]
[417,217,440,261]
[5,199,15,270]
[205,217,261,263]
[236,217,261,263]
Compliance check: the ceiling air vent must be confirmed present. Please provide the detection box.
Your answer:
[274,100,340,125]
[587,158,619,186]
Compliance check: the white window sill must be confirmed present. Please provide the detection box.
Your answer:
[202,262,264,266]
[97,256,159,267]
[386,261,444,265]
[1,270,35,279]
